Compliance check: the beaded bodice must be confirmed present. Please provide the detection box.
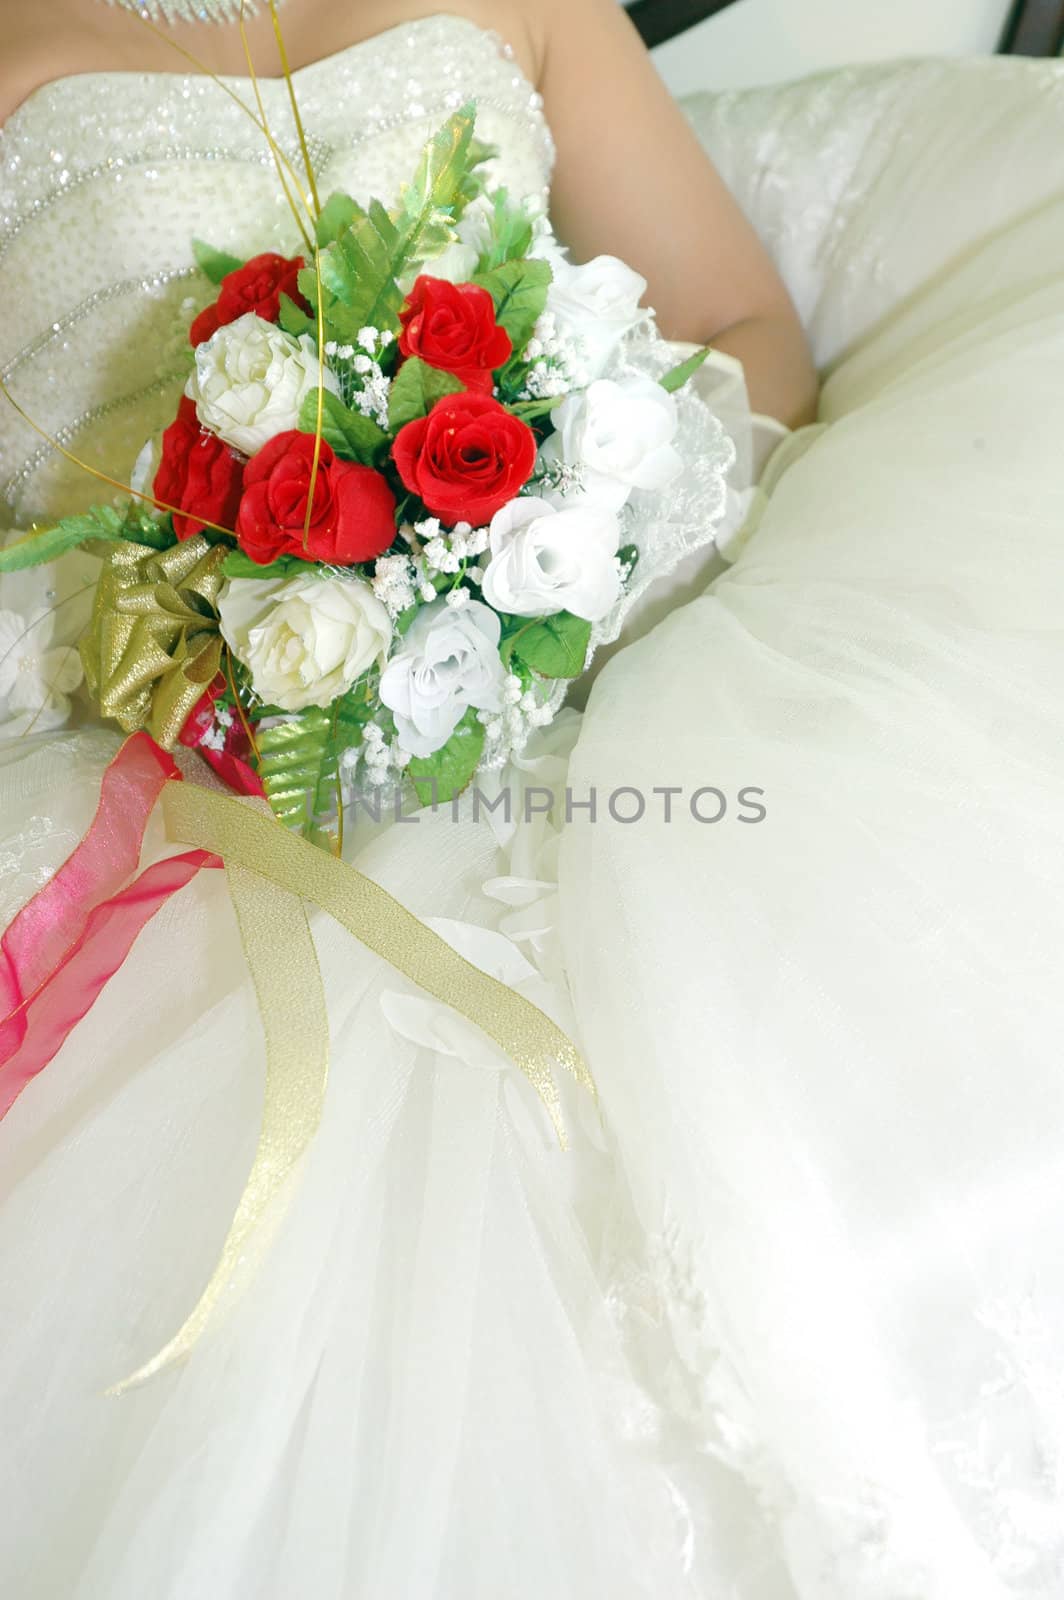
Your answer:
[0,15,553,526]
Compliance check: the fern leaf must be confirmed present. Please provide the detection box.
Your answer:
[308,106,484,342]
[252,709,335,836]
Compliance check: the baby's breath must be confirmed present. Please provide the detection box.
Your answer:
[324,329,394,427]
[372,553,417,618]
[515,310,590,401]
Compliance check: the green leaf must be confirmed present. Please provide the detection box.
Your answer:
[465,135,497,192]
[311,690,373,826]
[509,611,591,680]
[304,107,485,346]
[315,190,360,248]
[308,201,406,342]
[408,706,485,806]
[499,616,531,670]
[659,346,711,394]
[252,707,333,836]
[387,357,465,433]
[506,396,564,422]
[297,390,391,466]
[473,259,551,357]
[277,292,316,338]
[297,263,322,308]
[123,503,178,550]
[474,188,535,274]
[394,103,484,270]
[220,550,315,582]
[0,503,172,573]
[247,686,377,847]
[192,238,244,285]
[330,683,374,755]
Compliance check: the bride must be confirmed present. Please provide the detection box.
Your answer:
[3,1,1064,1596]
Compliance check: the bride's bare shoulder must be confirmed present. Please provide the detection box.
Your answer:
[0,9,60,125]
[0,0,138,126]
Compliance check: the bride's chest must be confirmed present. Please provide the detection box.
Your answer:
[0,19,553,283]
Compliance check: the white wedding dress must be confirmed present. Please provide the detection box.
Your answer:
[3,21,1064,1599]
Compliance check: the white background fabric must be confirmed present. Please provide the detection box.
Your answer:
[649,0,1012,95]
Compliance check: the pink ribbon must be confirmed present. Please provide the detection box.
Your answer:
[0,733,219,1117]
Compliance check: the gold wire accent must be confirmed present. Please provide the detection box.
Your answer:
[303,246,327,549]
[252,0,326,544]
[127,9,316,250]
[269,0,321,216]
[235,0,315,251]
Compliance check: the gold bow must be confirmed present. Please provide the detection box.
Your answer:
[80,535,227,748]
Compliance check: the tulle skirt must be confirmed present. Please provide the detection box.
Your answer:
[3,56,1064,1600]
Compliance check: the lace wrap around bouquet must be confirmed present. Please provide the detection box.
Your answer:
[2,104,715,847]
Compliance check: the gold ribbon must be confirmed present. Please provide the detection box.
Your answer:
[80,535,227,748]
[113,780,593,1390]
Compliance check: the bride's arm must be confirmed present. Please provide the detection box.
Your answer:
[533,0,818,427]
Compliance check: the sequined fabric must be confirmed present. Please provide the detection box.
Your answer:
[0,16,553,524]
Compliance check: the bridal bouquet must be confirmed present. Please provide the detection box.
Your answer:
[0,90,701,1387]
[2,105,706,847]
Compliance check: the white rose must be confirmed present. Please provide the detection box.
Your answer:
[481,496,621,622]
[539,376,683,511]
[379,598,505,758]
[186,312,339,457]
[546,254,648,379]
[219,573,391,712]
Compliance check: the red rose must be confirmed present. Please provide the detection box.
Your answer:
[398,275,512,394]
[153,396,244,540]
[190,252,308,346]
[235,431,397,566]
[393,392,536,527]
